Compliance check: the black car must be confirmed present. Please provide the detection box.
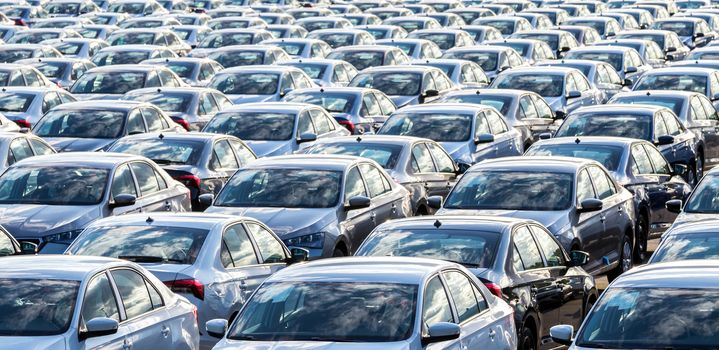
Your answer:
[356,215,598,350]
[526,136,692,261]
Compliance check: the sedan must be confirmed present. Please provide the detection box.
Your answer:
[279,58,358,87]
[90,45,178,67]
[106,28,190,56]
[206,65,314,104]
[326,45,410,71]
[306,29,376,49]
[473,16,533,38]
[442,45,527,81]
[536,59,629,102]
[203,155,412,258]
[261,38,331,59]
[207,257,516,350]
[510,29,580,57]
[564,46,650,84]
[0,132,55,172]
[69,65,184,100]
[615,29,690,61]
[410,58,490,90]
[0,44,62,64]
[407,29,477,52]
[376,38,443,60]
[356,216,597,350]
[0,86,73,128]
[594,38,668,68]
[16,57,96,90]
[349,65,458,107]
[484,39,557,65]
[186,29,274,58]
[206,45,291,69]
[652,17,714,49]
[0,255,199,349]
[632,67,719,110]
[66,213,306,350]
[141,57,224,87]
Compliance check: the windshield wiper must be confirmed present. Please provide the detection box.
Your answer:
[152,159,186,165]
[118,255,184,263]
[228,334,255,340]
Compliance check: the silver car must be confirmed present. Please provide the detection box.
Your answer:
[207,257,517,350]
[0,86,76,128]
[0,132,55,172]
[0,255,199,350]
[66,213,308,350]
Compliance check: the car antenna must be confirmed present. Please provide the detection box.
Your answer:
[646,91,651,96]
[146,216,154,224]
[356,136,362,142]
[320,87,324,92]
[475,90,480,94]
[575,137,581,144]
[433,219,442,228]
[159,133,164,139]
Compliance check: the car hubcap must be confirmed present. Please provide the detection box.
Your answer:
[622,241,633,272]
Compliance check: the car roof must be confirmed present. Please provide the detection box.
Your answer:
[0,255,131,281]
[531,135,641,148]
[219,65,299,74]
[540,59,607,67]
[397,103,494,114]
[98,45,167,52]
[664,219,719,236]
[470,156,598,173]
[642,67,718,75]
[331,45,398,52]
[52,100,145,111]
[360,64,439,73]
[311,134,430,146]
[569,45,634,53]
[446,45,514,53]
[445,88,529,97]
[115,132,226,143]
[0,86,60,94]
[86,64,158,73]
[378,215,532,232]
[248,154,365,171]
[612,260,719,289]
[501,66,580,75]
[613,90,699,99]
[221,102,313,113]
[88,212,252,230]
[14,152,145,168]
[574,103,666,114]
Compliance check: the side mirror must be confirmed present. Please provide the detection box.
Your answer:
[539,132,552,140]
[499,65,510,72]
[206,319,228,339]
[569,250,590,267]
[655,135,675,146]
[665,54,675,61]
[287,247,309,264]
[577,198,603,213]
[422,322,461,345]
[673,163,688,176]
[560,46,571,52]
[549,325,574,346]
[110,194,136,208]
[80,317,119,340]
[18,127,30,134]
[297,132,317,144]
[666,199,682,213]
[198,193,214,206]
[712,92,719,101]
[279,87,292,97]
[455,162,470,175]
[20,241,38,255]
[606,31,615,37]
[554,111,566,120]
[625,66,638,74]
[566,90,582,99]
[622,78,632,87]
[474,133,494,144]
[427,195,443,209]
[345,195,371,210]
[696,32,705,38]
[666,46,677,53]
[424,89,439,97]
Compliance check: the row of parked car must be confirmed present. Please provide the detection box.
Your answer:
[0,0,718,348]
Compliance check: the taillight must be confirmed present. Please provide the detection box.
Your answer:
[165,279,204,300]
[175,174,201,189]
[15,119,31,128]
[484,282,503,298]
[171,116,191,131]
[14,18,25,26]
[338,120,355,133]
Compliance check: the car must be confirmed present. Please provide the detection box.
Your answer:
[189,28,275,58]
[69,64,184,100]
[16,57,94,90]
[601,12,641,30]
[536,59,630,102]
[33,17,94,29]
[118,16,181,29]
[206,65,314,104]
[349,65,458,108]
[383,16,443,33]
[67,213,306,350]
[593,38,668,68]
[0,44,62,63]
[80,12,129,25]
[287,7,334,20]
[206,45,291,68]
[526,136,692,261]
[483,38,556,65]
[173,13,211,26]
[366,7,414,21]
[514,12,554,29]
[438,89,560,149]
[68,24,119,40]
[122,87,232,131]
[327,45,409,70]
[261,38,331,59]
[6,28,81,44]
[360,24,408,40]
[0,24,26,42]
[410,58,489,89]
[165,25,213,48]
[376,38,443,60]
[615,29,690,61]
[0,86,75,127]
[302,135,459,214]
[0,255,200,349]
[107,133,255,210]
[206,6,256,19]
[609,90,719,170]
[106,0,168,16]
[435,156,637,279]
[473,16,533,38]
[1,5,46,27]
[0,152,191,252]
[90,45,178,67]
[649,219,719,263]
[306,28,376,49]
[606,8,655,29]
[675,11,719,33]
[491,67,603,117]
[0,63,54,87]
[447,8,496,25]
[442,45,528,81]
[563,16,623,39]
[550,4,591,17]
[141,57,224,87]
[632,67,719,110]
[552,24,603,46]
[207,16,268,31]
[282,87,396,133]
[549,261,719,350]
[279,58,358,87]
[523,8,570,25]
[207,257,516,350]
[259,12,295,25]
[203,155,411,258]
[106,28,191,56]
[407,28,477,52]
[356,216,598,350]
[0,131,54,174]
[378,103,523,167]
[510,29,580,57]
[666,166,719,227]
[265,24,308,39]
[295,16,353,32]
[652,17,714,49]
[562,46,651,84]
[43,38,108,59]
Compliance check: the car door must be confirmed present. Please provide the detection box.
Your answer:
[109,269,170,350]
[664,112,696,176]
[442,270,496,350]
[587,165,624,264]
[698,95,719,165]
[486,109,520,156]
[341,166,374,252]
[574,168,606,273]
[109,163,142,215]
[359,161,398,226]
[80,271,127,350]
[128,161,173,212]
[643,143,686,226]
[219,223,266,304]
[630,142,670,225]
[7,137,34,167]
[422,275,462,350]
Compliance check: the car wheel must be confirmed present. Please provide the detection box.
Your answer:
[633,215,648,263]
[607,236,633,281]
[518,325,536,350]
[584,298,595,319]
[333,248,345,257]
[696,156,704,183]
[687,163,697,186]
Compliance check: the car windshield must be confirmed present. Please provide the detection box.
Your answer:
[479,20,516,35]
[34,109,126,138]
[651,232,719,262]
[124,92,192,113]
[357,229,500,267]
[0,278,79,336]
[284,92,355,113]
[204,112,294,140]
[634,75,708,95]
[9,32,61,44]
[684,175,719,213]
[413,33,455,50]
[617,33,665,48]
[108,32,157,45]
[655,21,694,36]
[70,72,147,94]
[227,281,417,342]
[92,51,151,66]
[315,33,354,48]
[514,33,559,50]
[45,3,79,14]
[209,73,278,95]
[215,169,341,208]
[69,225,209,264]
[565,52,624,71]
[0,166,108,205]
[610,96,684,116]
[445,171,573,210]
[576,287,719,349]
[351,72,421,96]
[0,49,34,63]
[526,144,624,171]
[162,62,195,79]
[286,63,326,79]
[208,51,264,67]
[329,51,384,70]
[389,42,416,56]
[495,42,529,56]
[0,93,34,112]
[493,74,565,97]
[305,143,402,168]
[199,33,254,48]
[54,42,83,55]
[31,62,65,79]
[274,42,305,56]
[380,113,472,142]
[444,51,498,71]
[555,114,653,140]
[441,95,511,114]
[108,3,144,14]
[109,139,204,165]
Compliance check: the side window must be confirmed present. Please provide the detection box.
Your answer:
[8,139,33,165]
[362,93,382,116]
[574,73,591,91]
[110,269,154,320]
[411,143,436,173]
[145,72,161,87]
[245,222,285,263]
[279,73,293,93]
[433,72,451,91]
[296,111,314,136]
[654,115,669,137]
[126,110,146,134]
[512,245,525,271]
[443,271,481,323]
[475,113,491,135]
[595,65,611,84]
[643,144,671,175]
[359,163,391,197]
[111,164,137,198]
[221,224,259,268]
[530,226,565,267]
[422,276,454,326]
[426,142,455,173]
[142,108,164,132]
[699,96,719,121]
[333,65,349,83]
[631,144,654,175]
[8,71,24,86]
[41,93,62,113]
[81,273,120,323]
[309,109,331,135]
[690,97,707,121]
[211,140,240,169]
[228,139,256,166]
[130,162,161,196]
[199,93,219,116]
[576,169,596,202]
[518,96,538,119]
[199,64,214,81]
[486,110,509,134]
[23,70,40,87]
[344,166,367,199]
[566,74,578,92]
[376,93,396,115]
[532,95,554,119]
[662,113,681,136]
[711,73,719,96]
[422,73,437,91]
[29,138,54,156]
[513,226,544,270]
[461,64,478,83]
[588,166,614,199]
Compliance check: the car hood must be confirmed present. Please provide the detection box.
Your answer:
[245,140,294,157]
[205,206,335,237]
[72,93,123,100]
[0,336,65,350]
[671,212,716,228]
[0,204,100,240]
[45,137,115,152]
[438,208,569,233]
[389,95,418,108]
[228,94,275,104]
[214,340,411,350]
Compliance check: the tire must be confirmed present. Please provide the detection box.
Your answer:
[696,155,704,183]
[633,215,648,263]
[518,325,537,350]
[584,298,596,319]
[687,163,698,186]
[607,235,633,282]
[332,247,346,257]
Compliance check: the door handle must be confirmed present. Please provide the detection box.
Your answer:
[161,325,171,338]
[489,329,496,340]
[600,215,606,222]
[370,212,376,222]
[164,201,171,211]
[123,339,133,350]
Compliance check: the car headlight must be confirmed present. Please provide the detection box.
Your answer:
[284,232,325,249]
[44,229,84,243]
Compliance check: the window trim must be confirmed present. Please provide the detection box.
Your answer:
[440,268,492,326]
[105,267,168,324]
